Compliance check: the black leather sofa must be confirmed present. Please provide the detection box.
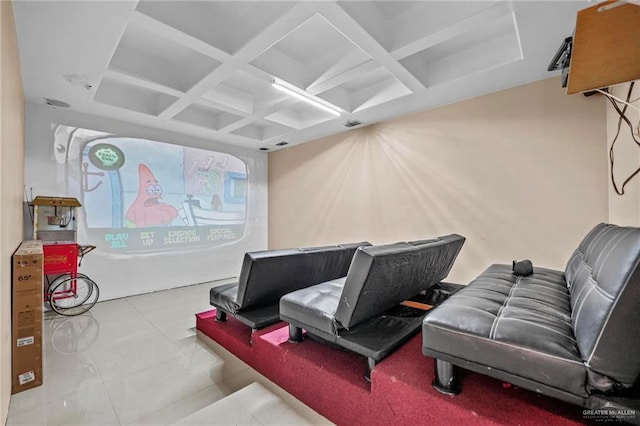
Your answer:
[280,234,465,379]
[423,223,640,421]
[210,242,369,330]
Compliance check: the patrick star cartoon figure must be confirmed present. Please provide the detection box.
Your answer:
[126,164,178,227]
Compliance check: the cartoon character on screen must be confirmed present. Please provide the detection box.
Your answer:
[125,164,178,227]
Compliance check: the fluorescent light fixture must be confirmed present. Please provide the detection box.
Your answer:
[272,81,341,116]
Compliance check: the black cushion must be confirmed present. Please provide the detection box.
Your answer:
[423,264,587,397]
[336,235,466,329]
[564,223,640,390]
[209,282,241,313]
[211,243,369,311]
[281,234,465,333]
[279,277,344,335]
[237,245,363,309]
[423,223,640,402]
[210,242,370,329]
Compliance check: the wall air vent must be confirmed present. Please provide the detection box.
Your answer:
[344,120,363,128]
[275,141,289,146]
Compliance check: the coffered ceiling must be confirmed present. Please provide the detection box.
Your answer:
[13,1,588,151]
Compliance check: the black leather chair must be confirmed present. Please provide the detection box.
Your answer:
[281,234,465,379]
[210,242,369,330]
[423,223,640,422]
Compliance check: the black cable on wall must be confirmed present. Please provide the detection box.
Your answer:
[607,81,639,196]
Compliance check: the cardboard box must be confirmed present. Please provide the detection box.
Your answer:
[12,240,43,394]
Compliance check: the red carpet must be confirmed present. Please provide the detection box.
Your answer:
[196,310,586,425]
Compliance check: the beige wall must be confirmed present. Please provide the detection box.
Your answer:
[0,0,25,422]
[269,77,608,284]
[607,81,640,226]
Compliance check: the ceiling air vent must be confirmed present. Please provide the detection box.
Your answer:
[43,98,70,108]
[275,141,289,146]
[344,120,363,128]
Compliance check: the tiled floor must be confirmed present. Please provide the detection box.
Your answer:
[7,280,333,426]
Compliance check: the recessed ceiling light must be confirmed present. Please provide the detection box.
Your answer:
[259,147,269,151]
[43,98,70,108]
[275,141,289,146]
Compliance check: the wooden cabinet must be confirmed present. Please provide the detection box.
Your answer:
[567,1,640,94]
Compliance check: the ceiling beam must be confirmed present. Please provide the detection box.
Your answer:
[321,4,426,93]
[156,3,321,120]
[391,2,514,60]
[306,60,380,95]
[129,11,230,62]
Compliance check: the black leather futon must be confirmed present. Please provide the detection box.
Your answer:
[210,242,369,330]
[281,234,465,379]
[423,223,640,421]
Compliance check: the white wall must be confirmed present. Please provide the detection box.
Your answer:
[269,77,608,284]
[1,0,25,421]
[607,81,640,226]
[24,103,268,300]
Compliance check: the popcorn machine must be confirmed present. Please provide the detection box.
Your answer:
[29,196,99,315]
[30,196,80,242]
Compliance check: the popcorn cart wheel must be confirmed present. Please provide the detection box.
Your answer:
[45,244,100,316]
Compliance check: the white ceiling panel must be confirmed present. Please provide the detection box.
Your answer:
[231,119,295,142]
[13,1,589,151]
[339,1,498,52]
[174,103,244,131]
[250,14,372,90]
[109,22,221,93]
[94,78,178,117]
[265,103,337,130]
[135,1,297,55]
[400,10,523,88]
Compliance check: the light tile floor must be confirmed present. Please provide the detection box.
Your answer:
[7,280,333,426]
